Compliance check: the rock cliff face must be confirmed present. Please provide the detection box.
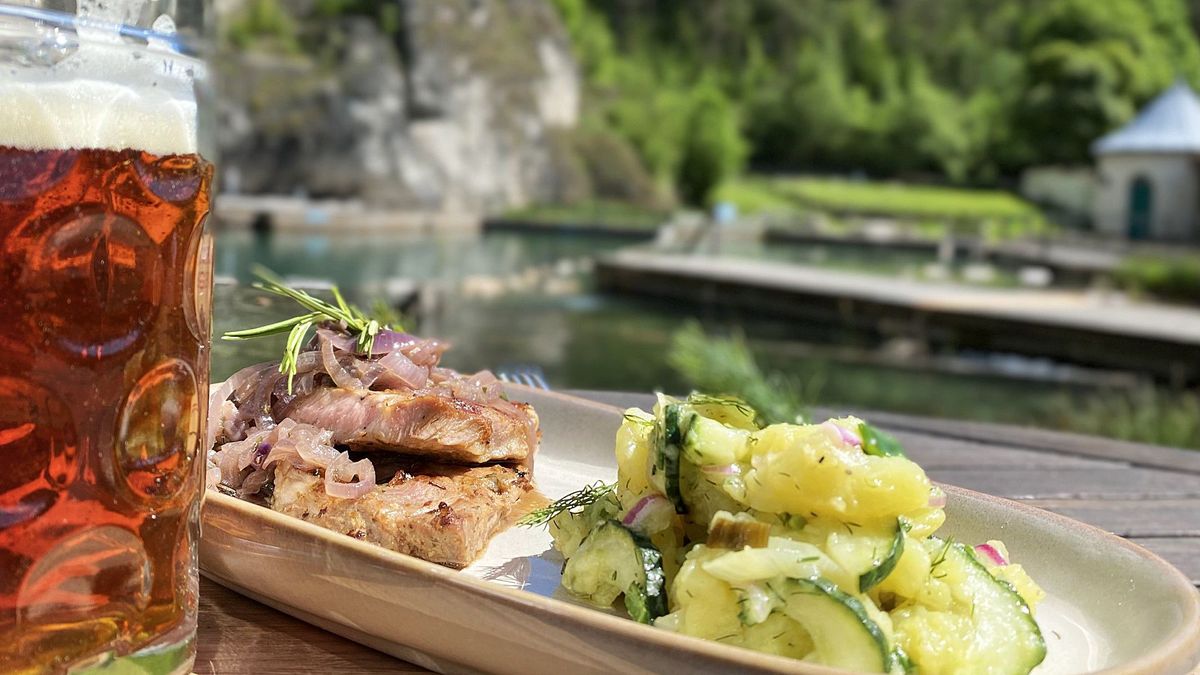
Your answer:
[216,0,579,214]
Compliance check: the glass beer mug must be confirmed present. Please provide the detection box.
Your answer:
[0,1,213,672]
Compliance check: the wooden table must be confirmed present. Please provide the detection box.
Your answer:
[195,391,1200,673]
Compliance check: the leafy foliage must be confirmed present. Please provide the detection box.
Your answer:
[677,83,746,206]
[1115,255,1200,305]
[1048,386,1200,449]
[553,0,1200,184]
[667,322,808,425]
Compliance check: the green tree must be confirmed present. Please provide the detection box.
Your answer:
[1013,0,1199,165]
[677,83,746,207]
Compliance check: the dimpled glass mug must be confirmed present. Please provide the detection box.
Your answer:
[0,1,214,672]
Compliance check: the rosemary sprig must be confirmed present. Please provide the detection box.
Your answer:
[222,267,394,392]
[518,481,615,527]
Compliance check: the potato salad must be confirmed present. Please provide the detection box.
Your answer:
[546,394,1046,674]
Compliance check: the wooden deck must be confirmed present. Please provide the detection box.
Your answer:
[595,250,1200,383]
[196,391,1200,673]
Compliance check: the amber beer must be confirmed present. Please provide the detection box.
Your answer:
[0,143,213,670]
[0,3,213,670]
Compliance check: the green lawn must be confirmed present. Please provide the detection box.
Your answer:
[719,176,1038,219]
[776,177,1039,220]
[499,200,667,230]
[712,177,801,215]
[715,175,1049,240]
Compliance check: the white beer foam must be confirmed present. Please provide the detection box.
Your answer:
[0,35,200,156]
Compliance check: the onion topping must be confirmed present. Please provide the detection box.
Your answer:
[319,330,366,391]
[974,542,1008,567]
[376,350,428,389]
[210,323,537,500]
[622,494,670,530]
[325,451,376,499]
[822,420,862,447]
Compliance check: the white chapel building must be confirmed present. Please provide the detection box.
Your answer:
[1092,81,1200,241]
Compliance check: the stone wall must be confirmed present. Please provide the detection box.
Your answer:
[215,0,580,215]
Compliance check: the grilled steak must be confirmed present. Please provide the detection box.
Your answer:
[270,454,533,568]
[280,387,539,464]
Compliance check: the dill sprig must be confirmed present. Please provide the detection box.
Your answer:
[518,481,615,527]
[222,267,394,392]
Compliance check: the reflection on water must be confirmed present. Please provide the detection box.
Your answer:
[211,228,1128,428]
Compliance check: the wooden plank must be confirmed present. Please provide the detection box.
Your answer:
[846,409,1200,474]
[927,467,1200,500]
[1020,499,1200,538]
[196,576,421,674]
[897,434,1124,470]
[1125,537,1200,587]
[595,252,1200,382]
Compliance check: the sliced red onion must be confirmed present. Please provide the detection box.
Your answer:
[262,442,304,470]
[405,339,448,367]
[228,362,278,402]
[318,328,359,353]
[375,350,429,390]
[238,469,272,497]
[371,329,419,355]
[320,332,366,391]
[206,378,236,450]
[928,490,947,508]
[622,494,669,529]
[291,434,339,469]
[701,464,742,476]
[325,451,376,499]
[429,367,456,384]
[822,421,861,447]
[292,351,324,374]
[216,446,247,488]
[975,543,1008,567]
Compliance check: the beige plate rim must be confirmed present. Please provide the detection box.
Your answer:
[201,387,1200,674]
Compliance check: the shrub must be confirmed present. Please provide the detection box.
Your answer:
[1045,385,1200,450]
[1115,255,1200,305]
[668,322,809,425]
[676,84,747,208]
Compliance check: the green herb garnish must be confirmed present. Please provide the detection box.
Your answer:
[518,481,616,527]
[222,267,395,393]
[859,422,906,458]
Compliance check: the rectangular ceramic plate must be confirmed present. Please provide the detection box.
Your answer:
[199,387,1200,675]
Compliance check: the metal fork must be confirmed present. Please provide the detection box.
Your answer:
[496,364,550,390]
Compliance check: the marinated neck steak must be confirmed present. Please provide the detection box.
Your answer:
[281,387,537,463]
[271,458,532,568]
[207,325,541,568]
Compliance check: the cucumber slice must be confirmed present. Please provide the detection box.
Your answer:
[561,520,668,624]
[684,393,761,430]
[682,415,751,466]
[859,522,905,593]
[773,577,892,672]
[896,538,1045,674]
[654,403,691,514]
